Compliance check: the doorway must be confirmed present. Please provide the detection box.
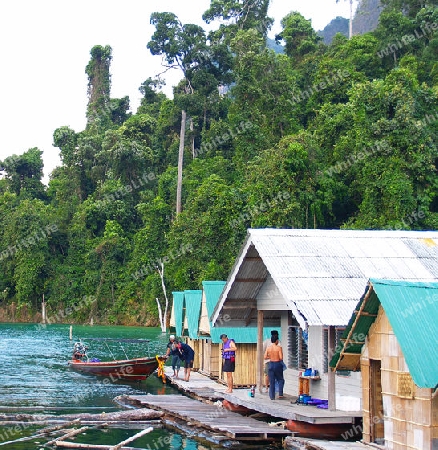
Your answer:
[370,359,384,444]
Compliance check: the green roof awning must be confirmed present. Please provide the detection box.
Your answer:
[172,291,185,338]
[184,290,203,339]
[330,283,379,372]
[331,279,438,389]
[202,281,280,344]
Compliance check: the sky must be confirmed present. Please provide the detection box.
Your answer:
[0,0,356,183]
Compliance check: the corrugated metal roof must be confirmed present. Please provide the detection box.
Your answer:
[172,291,184,338]
[202,281,279,344]
[212,229,438,328]
[331,279,438,388]
[370,279,438,388]
[184,290,203,339]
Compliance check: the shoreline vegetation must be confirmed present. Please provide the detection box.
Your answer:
[0,303,160,327]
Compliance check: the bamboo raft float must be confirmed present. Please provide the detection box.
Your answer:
[127,394,292,440]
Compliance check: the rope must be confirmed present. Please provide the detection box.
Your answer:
[156,355,166,383]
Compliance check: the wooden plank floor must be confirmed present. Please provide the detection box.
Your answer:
[128,394,291,440]
[162,368,361,425]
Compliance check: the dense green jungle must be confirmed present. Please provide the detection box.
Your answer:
[0,0,437,326]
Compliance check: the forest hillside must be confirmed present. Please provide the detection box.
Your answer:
[0,0,437,325]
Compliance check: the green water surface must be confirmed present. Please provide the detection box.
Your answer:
[0,323,214,449]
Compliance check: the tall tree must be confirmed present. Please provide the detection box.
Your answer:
[147,12,209,215]
[275,12,321,62]
[1,148,46,200]
[203,0,273,38]
[85,45,113,130]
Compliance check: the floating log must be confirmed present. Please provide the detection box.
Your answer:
[53,428,153,449]
[0,419,81,447]
[0,408,162,424]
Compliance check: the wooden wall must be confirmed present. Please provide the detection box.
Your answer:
[361,306,436,450]
[185,338,201,370]
[219,343,258,386]
[198,339,220,379]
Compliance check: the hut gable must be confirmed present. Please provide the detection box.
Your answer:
[332,279,438,388]
[212,229,438,329]
[332,279,438,449]
[184,290,203,339]
[171,291,185,337]
[201,281,280,344]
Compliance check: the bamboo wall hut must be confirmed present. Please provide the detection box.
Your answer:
[331,279,438,450]
[211,229,438,410]
[199,281,280,387]
[198,281,226,379]
[183,289,202,370]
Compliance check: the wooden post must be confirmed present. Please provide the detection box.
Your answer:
[69,325,73,340]
[257,310,264,393]
[328,325,336,411]
[41,294,46,324]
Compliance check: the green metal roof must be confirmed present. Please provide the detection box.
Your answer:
[172,291,185,338]
[331,279,438,389]
[202,280,281,344]
[203,281,226,320]
[370,279,438,389]
[184,290,203,339]
[329,284,380,371]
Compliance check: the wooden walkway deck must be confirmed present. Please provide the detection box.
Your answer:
[285,436,370,449]
[162,368,361,425]
[128,394,291,440]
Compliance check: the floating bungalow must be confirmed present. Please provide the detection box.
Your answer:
[170,282,281,386]
[331,279,438,450]
[198,280,280,387]
[184,289,203,370]
[210,229,438,414]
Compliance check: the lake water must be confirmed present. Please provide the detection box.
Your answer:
[0,323,212,449]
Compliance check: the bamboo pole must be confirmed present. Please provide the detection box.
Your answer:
[54,445,140,450]
[110,426,153,449]
[257,310,264,393]
[46,426,89,446]
[51,444,115,449]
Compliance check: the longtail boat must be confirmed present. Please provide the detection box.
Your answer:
[68,341,165,381]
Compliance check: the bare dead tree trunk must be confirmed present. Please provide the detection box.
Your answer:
[176,110,186,215]
[190,118,195,159]
[156,262,169,333]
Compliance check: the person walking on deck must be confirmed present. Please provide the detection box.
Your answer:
[165,335,182,378]
[264,335,285,400]
[220,334,237,393]
[177,342,195,381]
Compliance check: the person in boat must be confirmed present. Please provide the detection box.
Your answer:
[72,341,88,361]
[220,334,237,393]
[165,335,182,379]
[177,342,195,382]
[264,335,285,400]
